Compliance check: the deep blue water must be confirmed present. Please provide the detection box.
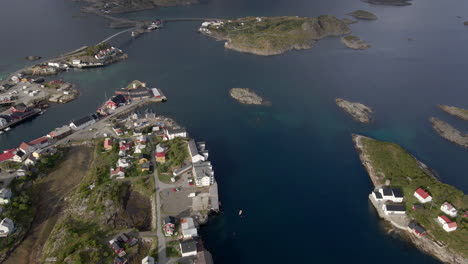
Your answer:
[1,0,468,263]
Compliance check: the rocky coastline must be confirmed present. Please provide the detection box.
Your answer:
[347,10,378,20]
[335,98,373,123]
[353,134,468,264]
[341,36,370,50]
[439,105,468,121]
[229,88,268,105]
[430,117,468,147]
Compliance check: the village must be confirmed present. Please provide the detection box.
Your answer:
[0,42,127,133]
[0,80,217,264]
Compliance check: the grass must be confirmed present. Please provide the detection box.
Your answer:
[206,16,347,53]
[76,140,128,213]
[360,136,468,257]
[131,175,155,197]
[42,216,114,264]
[83,43,111,57]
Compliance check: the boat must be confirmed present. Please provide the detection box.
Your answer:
[238,210,243,216]
[4,127,11,131]
[0,131,4,135]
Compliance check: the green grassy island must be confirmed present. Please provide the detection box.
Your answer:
[353,134,468,262]
[199,16,351,56]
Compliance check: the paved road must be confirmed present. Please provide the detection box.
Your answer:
[151,138,168,264]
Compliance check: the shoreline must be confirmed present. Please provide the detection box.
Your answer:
[353,134,467,264]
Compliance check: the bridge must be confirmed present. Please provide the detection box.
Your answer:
[98,27,136,44]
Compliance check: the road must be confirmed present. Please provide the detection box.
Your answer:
[151,138,168,264]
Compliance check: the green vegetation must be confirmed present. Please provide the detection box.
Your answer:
[130,176,155,197]
[205,16,349,55]
[166,240,181,258]
[42,216,114,264]
[165,137,188,168]
[83,43,111,57]
[360,136,468,257]
[126,80,145,89]
[77,140,128,213]
[0,179,37,254]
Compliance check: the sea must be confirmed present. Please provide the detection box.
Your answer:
[1,0,468,263]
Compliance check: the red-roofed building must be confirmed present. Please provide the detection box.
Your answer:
[119,141,132,151]
[104,138,113,151]
[110,167,125,179]
[29,137,49,149]
[0,150,15,163]
[414,188,432,203]
[156,152,166,163]
[437,215,457,232]
[18,142,35,155]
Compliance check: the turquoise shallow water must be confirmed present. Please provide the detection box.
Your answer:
[1,0,468,263]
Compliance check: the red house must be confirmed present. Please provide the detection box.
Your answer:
[104,138,113,151]
[10,103,28,113]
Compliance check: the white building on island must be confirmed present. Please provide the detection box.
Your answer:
[414,188,432,204]
[440,202,458,217]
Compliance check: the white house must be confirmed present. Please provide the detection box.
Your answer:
[110,167,125,179]
[24,155,37,166]
[47,62,60,68]
[0,188,12,204]
[372,187,403,203]
[69,115,96,130]
[72,59,81,65]
[18,142,36,155]
[0,218,14,237]
[382,204,406,215]
[181,217,198,238]
[164,128,187,140]
[0,118,8,126]
[142,256,155,264]
[117,158,131,168]
[437,215,457,232]
[193,161,214,187]
[440,202,457,217]
[188,139,205,163]
[134,144,146,154]
[180,240,197,257]
[414,188,432,204]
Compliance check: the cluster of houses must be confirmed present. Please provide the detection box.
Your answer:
[162,216,213,263]
[0,103,42,131]
[198,20,224,34]
[108,232,138,264]
[371,186,463,238]
[94,46,123,60]
[108,136,151,179]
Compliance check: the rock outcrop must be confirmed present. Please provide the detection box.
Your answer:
[341,36,370,50]
[362,0,412,6]
[335,98,373,123]
[430,117,468,147]
[439,105,468,121]
[229,88,266,105]
[347,10,378,20]
[24,56,41,61]
[342,18,358,25]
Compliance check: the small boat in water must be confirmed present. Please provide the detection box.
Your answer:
[0,131,4,135]
[238,210,243,216]
[4,127,11,131]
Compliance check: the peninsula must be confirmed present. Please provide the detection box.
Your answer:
[0,80,218,264]
[341,35,371,50]
[79,0,198,14]
[347,10,378,20]
[439,105,468,121]
[335,98,373,123]
[430,117,468,148]
[353,134,468,264]
[198,16,351,56]
[229,88,266,105]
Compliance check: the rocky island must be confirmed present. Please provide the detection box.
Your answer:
[335,98,373,123]
[199,16,351,56]
[347,10,378,20]
[230,88,267,105]
[79,0,198,14]
[24,56,41,61]
[362,0,412,6]
[353,134,468,264]
[439,105,468,121]
[341,35,371,50]
[430,117,468,148]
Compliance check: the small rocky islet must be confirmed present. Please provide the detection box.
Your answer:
[341,35,371,50]
[430,117,468,148]
[347,10,378,20]
[361,0,412,6]
[335,98,373,123]
[439,105,468,120]
[24,55,41,61]
[229,88,267,105]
